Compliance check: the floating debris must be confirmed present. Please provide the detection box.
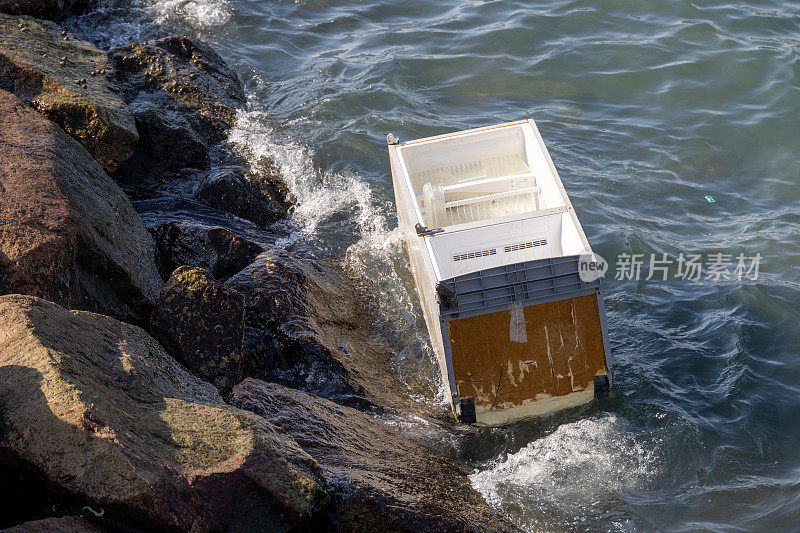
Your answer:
[388,120,612,427]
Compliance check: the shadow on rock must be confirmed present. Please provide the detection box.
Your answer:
[0,294,327,531]
[0,365,119,530]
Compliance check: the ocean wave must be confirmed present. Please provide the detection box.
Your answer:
[228,109,381,247]
[469,413,659,530]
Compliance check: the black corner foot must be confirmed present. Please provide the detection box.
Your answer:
[594,375,610,398]
[458,397,477,424]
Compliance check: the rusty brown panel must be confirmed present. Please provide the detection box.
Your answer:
[447,308,509,408]
[447,294,607,410]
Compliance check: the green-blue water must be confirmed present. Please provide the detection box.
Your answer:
[70,1,800,530]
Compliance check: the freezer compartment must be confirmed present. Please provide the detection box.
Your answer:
[395,121,571,230]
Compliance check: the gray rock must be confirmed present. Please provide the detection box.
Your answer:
[109,35,245,183]
[225,247,403,409]
[111,35,245,142]
[122,92,210,182]
[194,166,290,227]
[152,220,264,281]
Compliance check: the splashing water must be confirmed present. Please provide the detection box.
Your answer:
[65,0,232,48]
[229,107,446,406]
[470,413,659,530]
[228,109,383,250]
[147,0,232,28]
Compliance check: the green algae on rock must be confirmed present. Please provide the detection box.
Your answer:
[110,35,245,142]
[0,295,327,532]
[149,266,246,394]
[0,88,160,323]
[0,14,138,173]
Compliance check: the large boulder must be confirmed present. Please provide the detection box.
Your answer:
[110,35,245,182]
[152,220,264,281]
[0,0,89,21]
[0,295,327,532]
[224,247,403,409]
[149,266,245,393]
[232,379,518,533]
[194,166,290,227]
[110,35,244,136]
[0,89,161,323]
[0,14,138,172]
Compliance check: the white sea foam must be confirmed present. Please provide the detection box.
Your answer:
[470,413,657,529]
[64,0,232,48]
[229,108,404,299]
[147,0,232,29]
[229,110,379,244]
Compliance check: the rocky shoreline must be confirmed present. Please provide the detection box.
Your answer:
[0,3,518,532]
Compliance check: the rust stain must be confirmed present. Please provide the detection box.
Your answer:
[447,294,607,412]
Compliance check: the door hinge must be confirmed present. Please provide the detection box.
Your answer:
[415,223,443,237]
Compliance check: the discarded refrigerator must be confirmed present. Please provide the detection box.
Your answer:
[388,120,612,427]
